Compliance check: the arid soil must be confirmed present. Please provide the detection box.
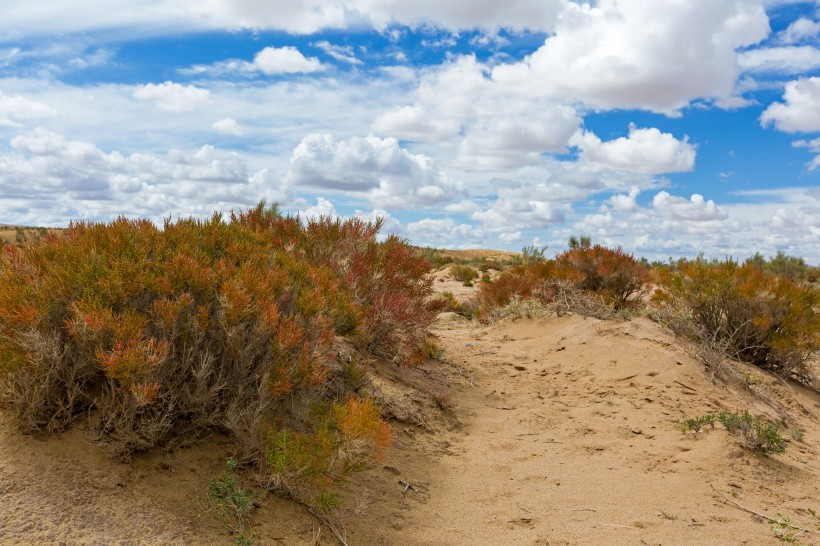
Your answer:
[1,266,818,545]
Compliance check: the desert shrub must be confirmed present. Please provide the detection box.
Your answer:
[264,396,392,494]
[0,204,434,485]
[472,261,551,319]
[679,411,786,455]
[450,264,478,284]
[654,260,819,385]
[474,244,646,320]
[552,244,647,309]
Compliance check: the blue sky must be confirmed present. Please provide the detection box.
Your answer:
[0,0,818,262]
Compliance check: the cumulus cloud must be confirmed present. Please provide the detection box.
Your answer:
[609,187,641,212]
[576,126,696,174]
[471,185,571,230]
[184,46,324,77]
[761,77,820,132]
[0,0,569,37]
[0,92,57,127]
[286,133,461,208]
[133,81,211,112]
[652,191,728,222]
[0,128,286,225]
[407,217,478,243]
[211,117,244,136]
[777,17,820,44]
[373,55,582,169]
[253,46,323,74]
[491,0,770,112]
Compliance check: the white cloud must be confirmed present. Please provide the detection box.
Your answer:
[211,117,244,136]
[652,191,728,222]
[373,55,582,170]
[0,0,568,37]
[760,77,820,132]
[406,217,481,245]
[133,81,211,112]
[738,45,820,74]
[609,187,641,212]
[298,197,339,220]
[253,46,323,74]
[0,128,288,225]
[576,126,696,174]
[471,185,571,230]
[778,17,820,44]
[184,46,324,77]
[286,133,461,208]
[0,92,57,127]
[491,0,770,112]
[793,137,820,169]
[313,41,362,65]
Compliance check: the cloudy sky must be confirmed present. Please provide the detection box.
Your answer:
[1,0,819,261]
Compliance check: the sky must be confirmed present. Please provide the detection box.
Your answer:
[0,0,819,262]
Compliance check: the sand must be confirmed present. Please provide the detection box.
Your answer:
[1,268,818,545]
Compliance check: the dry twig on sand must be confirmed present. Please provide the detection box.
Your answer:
[708,483,811,534]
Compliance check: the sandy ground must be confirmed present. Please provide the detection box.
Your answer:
[1,269,818,545]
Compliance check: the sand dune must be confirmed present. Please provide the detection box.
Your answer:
[1,279,817,545]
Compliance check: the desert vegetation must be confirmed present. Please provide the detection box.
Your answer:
[0,203,441,539]
[1,219,818,544]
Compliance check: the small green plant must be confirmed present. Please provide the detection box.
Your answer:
[521,244,548,264]
[769,509,819,544]
[679,414,717,432]
[205,459,259,545]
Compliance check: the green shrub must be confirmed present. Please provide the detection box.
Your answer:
[654,259,819,385]
[679,414,717,432]
[680,410,787,455]
[450,264,478,283]
[205,459,259,544]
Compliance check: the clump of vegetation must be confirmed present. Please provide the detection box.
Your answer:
[0,203,440,512]
[745,250,816,283]
[653,259,819,386]
[680,410,787,455]
[450,264,479,285]
[473,239,646,320]
[204,459,259,545]
[679,414,717,433]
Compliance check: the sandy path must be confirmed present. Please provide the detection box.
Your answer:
[355,314,819,545]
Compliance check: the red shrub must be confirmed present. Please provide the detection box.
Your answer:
[0,204,432,475]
